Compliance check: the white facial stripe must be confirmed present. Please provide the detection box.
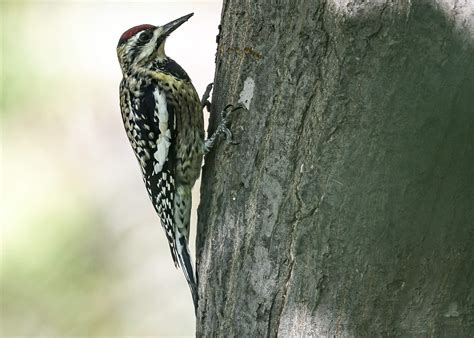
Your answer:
[135,28,163,64]
[122,27,166,67]
[124,35,139,59]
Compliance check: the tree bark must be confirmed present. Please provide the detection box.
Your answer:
[197,0,474,336]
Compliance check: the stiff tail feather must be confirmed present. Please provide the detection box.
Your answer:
[176,235,198,312]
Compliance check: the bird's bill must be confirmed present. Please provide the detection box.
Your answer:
[160,13,194,37]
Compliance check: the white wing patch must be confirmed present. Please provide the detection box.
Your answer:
[153,88,171,174]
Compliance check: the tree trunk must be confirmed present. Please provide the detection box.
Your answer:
[197,0,474,336]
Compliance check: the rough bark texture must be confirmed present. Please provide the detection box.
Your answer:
[197,0,474,336]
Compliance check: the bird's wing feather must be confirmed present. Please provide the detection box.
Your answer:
[139,83,179,267]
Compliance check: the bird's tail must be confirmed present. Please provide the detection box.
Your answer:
[174,185,198,312]
[176,235,198,311]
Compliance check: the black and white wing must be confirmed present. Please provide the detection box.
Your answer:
[138,83,179,267]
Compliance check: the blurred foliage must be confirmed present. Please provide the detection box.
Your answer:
[1,1,219,335]
[1,188,119,336]
[1,1,79,120]
[2,2,41,118]
[1,3,119,335]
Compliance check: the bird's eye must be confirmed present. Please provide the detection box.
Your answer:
[139,31,153,43]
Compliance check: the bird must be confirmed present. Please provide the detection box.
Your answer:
[116,13,235,311]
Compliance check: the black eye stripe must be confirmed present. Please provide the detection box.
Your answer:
[138,30,154,43]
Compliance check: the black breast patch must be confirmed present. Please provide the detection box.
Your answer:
[160,58,190,81]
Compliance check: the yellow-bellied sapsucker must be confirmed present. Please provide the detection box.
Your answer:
[116,13,233,310]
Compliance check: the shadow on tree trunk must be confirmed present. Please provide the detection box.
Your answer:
[197,1,474,336]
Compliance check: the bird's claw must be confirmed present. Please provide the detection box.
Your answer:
[204,102,246,154]
[221,103,247,119]
[219,103,247,145]
[201,83,213,111]
[220,121,239,146]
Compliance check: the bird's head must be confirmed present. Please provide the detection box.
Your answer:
[117,13,193,74]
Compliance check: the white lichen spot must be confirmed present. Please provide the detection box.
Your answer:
[444,302,460,317]
[238,77,255,109]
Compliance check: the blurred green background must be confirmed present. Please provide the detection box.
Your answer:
[1,1,220,336]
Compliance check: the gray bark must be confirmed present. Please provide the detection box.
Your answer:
[197,0,474,336]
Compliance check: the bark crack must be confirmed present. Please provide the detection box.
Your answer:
[273,255,295,337]
[271,86,318,334]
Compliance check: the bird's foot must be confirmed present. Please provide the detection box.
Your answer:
[201,83,213,112]
[204,103,247,154]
